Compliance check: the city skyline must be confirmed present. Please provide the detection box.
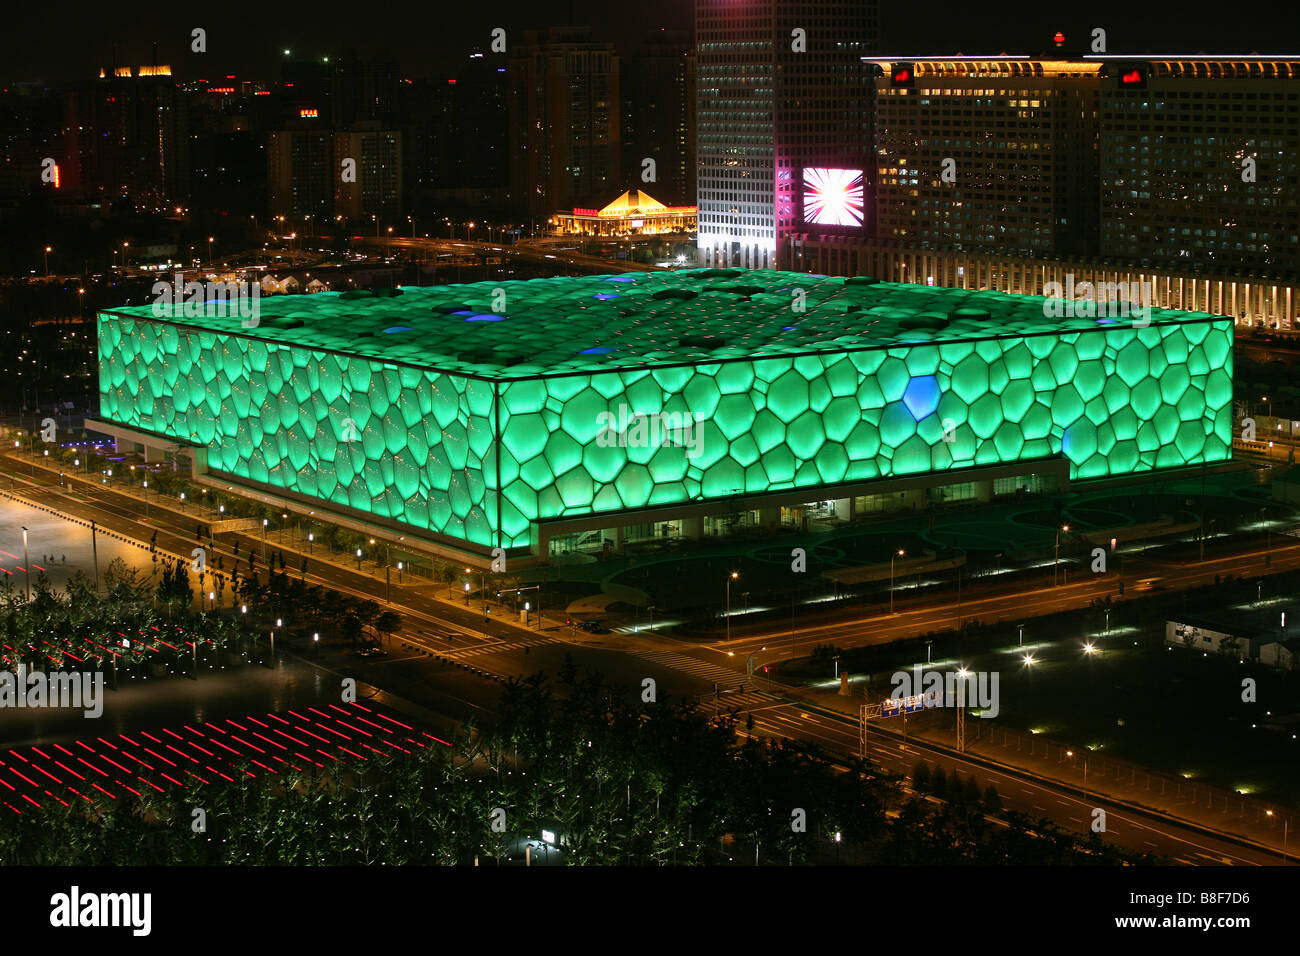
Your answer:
[6,0,1299,85]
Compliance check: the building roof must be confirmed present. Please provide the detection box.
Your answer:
[101,269,1227,381]
[599,189,670,217]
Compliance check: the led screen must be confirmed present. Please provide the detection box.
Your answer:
[802,167,865,227]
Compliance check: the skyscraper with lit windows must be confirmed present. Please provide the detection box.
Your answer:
[695,0,877,270]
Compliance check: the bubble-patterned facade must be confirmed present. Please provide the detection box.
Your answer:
[97,270,1233,554]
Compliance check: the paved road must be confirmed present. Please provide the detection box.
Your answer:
[4,452,1292,863]
[738,697,1278,865]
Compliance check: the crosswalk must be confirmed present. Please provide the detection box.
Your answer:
[635,650,752,689]
[694,690,785,715]
[440,637,555,660]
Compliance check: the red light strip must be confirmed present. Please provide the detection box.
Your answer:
[141,747,177,767]
[75,757,110,778]
[165,744,198,764]
[10,768,39,788]
[53,760,85,781]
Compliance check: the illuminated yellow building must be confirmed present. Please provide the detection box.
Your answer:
[551,189,697,236]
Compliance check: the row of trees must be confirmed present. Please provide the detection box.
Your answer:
[0,666,1159,865]
[0,561,241,679]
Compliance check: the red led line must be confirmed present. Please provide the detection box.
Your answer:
[141,747,177,767]
[75,757,110,778]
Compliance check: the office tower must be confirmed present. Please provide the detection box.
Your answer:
[621,29,695,207]
[266,124,335,221]
[799,49,1300,329]
[333,124,403,223]
[508,27,620,219]
[695,0,877,270]
[868,56,1101,261]
[67,64,189,211]
[1098,57,1300,274]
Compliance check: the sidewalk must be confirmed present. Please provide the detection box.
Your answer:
[13,452,570,637]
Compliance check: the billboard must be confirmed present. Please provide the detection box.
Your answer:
[802,167,865,228]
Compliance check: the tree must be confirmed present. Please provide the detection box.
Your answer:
[911,761,931,793]
[983,786,1003,813]
[930,767,947,800]
[375,611,402,645]
[947,769,965,803]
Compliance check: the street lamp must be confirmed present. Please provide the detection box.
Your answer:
[44,245,51,276]
[1267,810,1290,863]
[725,571,739,641]
[21,526,29,601]
[890,549,905,614]
[1054,524,1070,586]
[355,548,362,570]
[464,581,471,605]
[308,532,314,554]
[142,480,149,518]
[207,236,214,267]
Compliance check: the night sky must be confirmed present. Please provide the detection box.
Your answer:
[4,0,1299,85]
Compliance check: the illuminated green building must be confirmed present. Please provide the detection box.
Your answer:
[94,269,1232,564]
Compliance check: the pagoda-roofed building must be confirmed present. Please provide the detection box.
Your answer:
[551,189,697,236]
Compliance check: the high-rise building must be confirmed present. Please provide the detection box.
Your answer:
[64,64,189,212]
[796,50,1300,329]
[1098,56,1300,274]
[333,123,403,223]
[508,27,620,219]
[330,57,402,128]
[866,56,1100,260]
[266,123,335,222]
[621,30,695,207]
[695,0,877,270]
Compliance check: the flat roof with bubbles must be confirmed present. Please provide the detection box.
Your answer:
[101,269,1225,380]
